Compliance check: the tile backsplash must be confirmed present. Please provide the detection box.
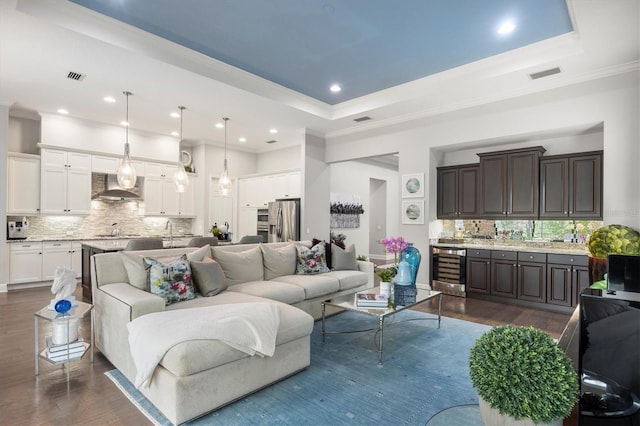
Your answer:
[10,199,193,239]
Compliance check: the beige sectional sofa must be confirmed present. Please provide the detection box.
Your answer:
[91,241,373,424]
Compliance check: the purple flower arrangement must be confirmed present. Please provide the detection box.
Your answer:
[380,236,408,264]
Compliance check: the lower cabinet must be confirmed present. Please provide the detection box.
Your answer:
[516,252,547,303]
[466,249,491,294]
[9,242,82,285]
[546,254,589,307]
[491,251,518,299]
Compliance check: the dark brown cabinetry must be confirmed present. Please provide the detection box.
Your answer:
[539,151,602,219]
[478,147,546,219]
[491,250,518,298]
[546,254,589,307]
[517,252,547,303]
[437,165,479,219]
[466,249,491,294]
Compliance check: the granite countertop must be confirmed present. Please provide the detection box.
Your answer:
[79,239,190,251]
[7,234,201,246]
[430,239,589,256]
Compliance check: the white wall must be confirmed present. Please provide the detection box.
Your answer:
[40,114,179,162]
[329,160,400,258]
[256,145,302,173]
[302,133,330,240]
[0,105,9,291]
[8,114,40,154]
[326,71,640,284]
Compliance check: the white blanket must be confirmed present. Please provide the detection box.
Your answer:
[127,302,280,388]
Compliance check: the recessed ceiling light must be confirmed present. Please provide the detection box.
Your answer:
[215,122,224,129]
[170,112,180,118]
[171,131,179,137]
[330,84,342,93]
[239,137,246,143]
[269,128,278,134]
[120,121,129,126]
[103,96,116,103]
[57,108,69,115]
[497,20,516,35]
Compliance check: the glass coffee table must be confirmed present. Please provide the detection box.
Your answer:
[321,287,442,364]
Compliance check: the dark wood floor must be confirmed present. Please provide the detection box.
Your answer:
[0,285,571,425]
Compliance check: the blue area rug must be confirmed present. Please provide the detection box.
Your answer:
[105,310,489,425]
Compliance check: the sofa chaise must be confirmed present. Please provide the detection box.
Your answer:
[91,241,374,424]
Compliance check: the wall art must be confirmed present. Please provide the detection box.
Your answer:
[402,199,425,225]
[401,173,424,198]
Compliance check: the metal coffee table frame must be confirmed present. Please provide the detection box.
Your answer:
[321,288,442,364]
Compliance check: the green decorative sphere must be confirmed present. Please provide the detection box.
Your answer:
[469,326,578,423]
[587,224,640,258]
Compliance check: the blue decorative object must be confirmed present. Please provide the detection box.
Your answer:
[401,243,421,285]
[54,299,72,314]
[394,260,412,286]
[393,284,417,306]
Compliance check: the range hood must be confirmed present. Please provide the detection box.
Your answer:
[92,173,144,201]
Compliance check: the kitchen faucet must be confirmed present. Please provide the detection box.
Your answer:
[165,220,173,247]
[111,222,120,237]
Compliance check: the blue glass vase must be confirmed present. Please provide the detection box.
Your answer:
[401,243,421,285]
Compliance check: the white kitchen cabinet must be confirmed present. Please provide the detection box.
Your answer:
[42,242,73,280]
[93,154,145,176]
[9,241,83,284]
[40,149,91,215]
[178,174,196,216]
[237,207,258,240]
[238,171,301,209]
[144,162,179,215]
[7,153,40,214]
[273,171,301,199]
[9,242,42,284]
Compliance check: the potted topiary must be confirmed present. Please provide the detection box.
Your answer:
[469,325,579,426]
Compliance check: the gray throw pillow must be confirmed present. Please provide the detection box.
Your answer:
[190,257,228,297]
[331,243,358,271]
[261,243,297,280]
[211,246,264,285]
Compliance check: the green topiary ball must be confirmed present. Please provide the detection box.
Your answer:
[587,224,640,258]
[469,326,579,423]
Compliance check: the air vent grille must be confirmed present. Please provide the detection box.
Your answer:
[353,116,371,122]
[266,140,277,144]
[529,67,561,80]
[66,71,85,81]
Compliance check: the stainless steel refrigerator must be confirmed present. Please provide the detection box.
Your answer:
[268,199,300,242]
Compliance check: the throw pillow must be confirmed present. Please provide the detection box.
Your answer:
[261,243,297,280]
[119,251,149,290]
[312,238,332,269]
[190,257,228,297]
[295,243,330,275]
[119,245,210,291]
[331,243,358,271]
[144,254,196,305]
[211,246,264,286]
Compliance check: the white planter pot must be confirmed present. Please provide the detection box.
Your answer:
[478,396,562,426]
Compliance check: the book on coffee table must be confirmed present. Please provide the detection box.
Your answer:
[356,293,388,308]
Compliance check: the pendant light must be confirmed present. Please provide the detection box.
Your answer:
[173,106,189,193]
[218,117,232,195]
[116,91,137,189]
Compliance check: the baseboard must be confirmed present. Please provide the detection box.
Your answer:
[0,283,7,293]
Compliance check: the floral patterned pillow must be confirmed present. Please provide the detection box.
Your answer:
[295,243,330,275]
[144,254,195,305]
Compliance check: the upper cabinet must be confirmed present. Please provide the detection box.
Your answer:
[91,154,145,176]
[143,162,179,216]
[539,151,602,219]
[40,149,91,215]
[8,154,40,214]
[437,164,479,219]
[478,147,545,219]
[238,170,301,208]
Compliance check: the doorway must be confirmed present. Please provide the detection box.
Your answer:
[369,178,387,259]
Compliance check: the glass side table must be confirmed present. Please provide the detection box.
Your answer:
[34,301,94,381]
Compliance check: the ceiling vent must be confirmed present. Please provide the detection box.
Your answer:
[353,116,371,122]
[529,67,561,80]
[266,140,277,144]
[66,71,86,81]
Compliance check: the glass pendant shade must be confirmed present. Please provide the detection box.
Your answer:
[218,117,232,195]
[116,91,137,189]
[174,106,189,193]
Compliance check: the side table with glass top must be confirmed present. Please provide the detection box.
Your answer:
[322,287,442,365]
[34,301,94,380]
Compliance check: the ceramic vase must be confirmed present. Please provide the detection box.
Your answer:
[401,243,421,285]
